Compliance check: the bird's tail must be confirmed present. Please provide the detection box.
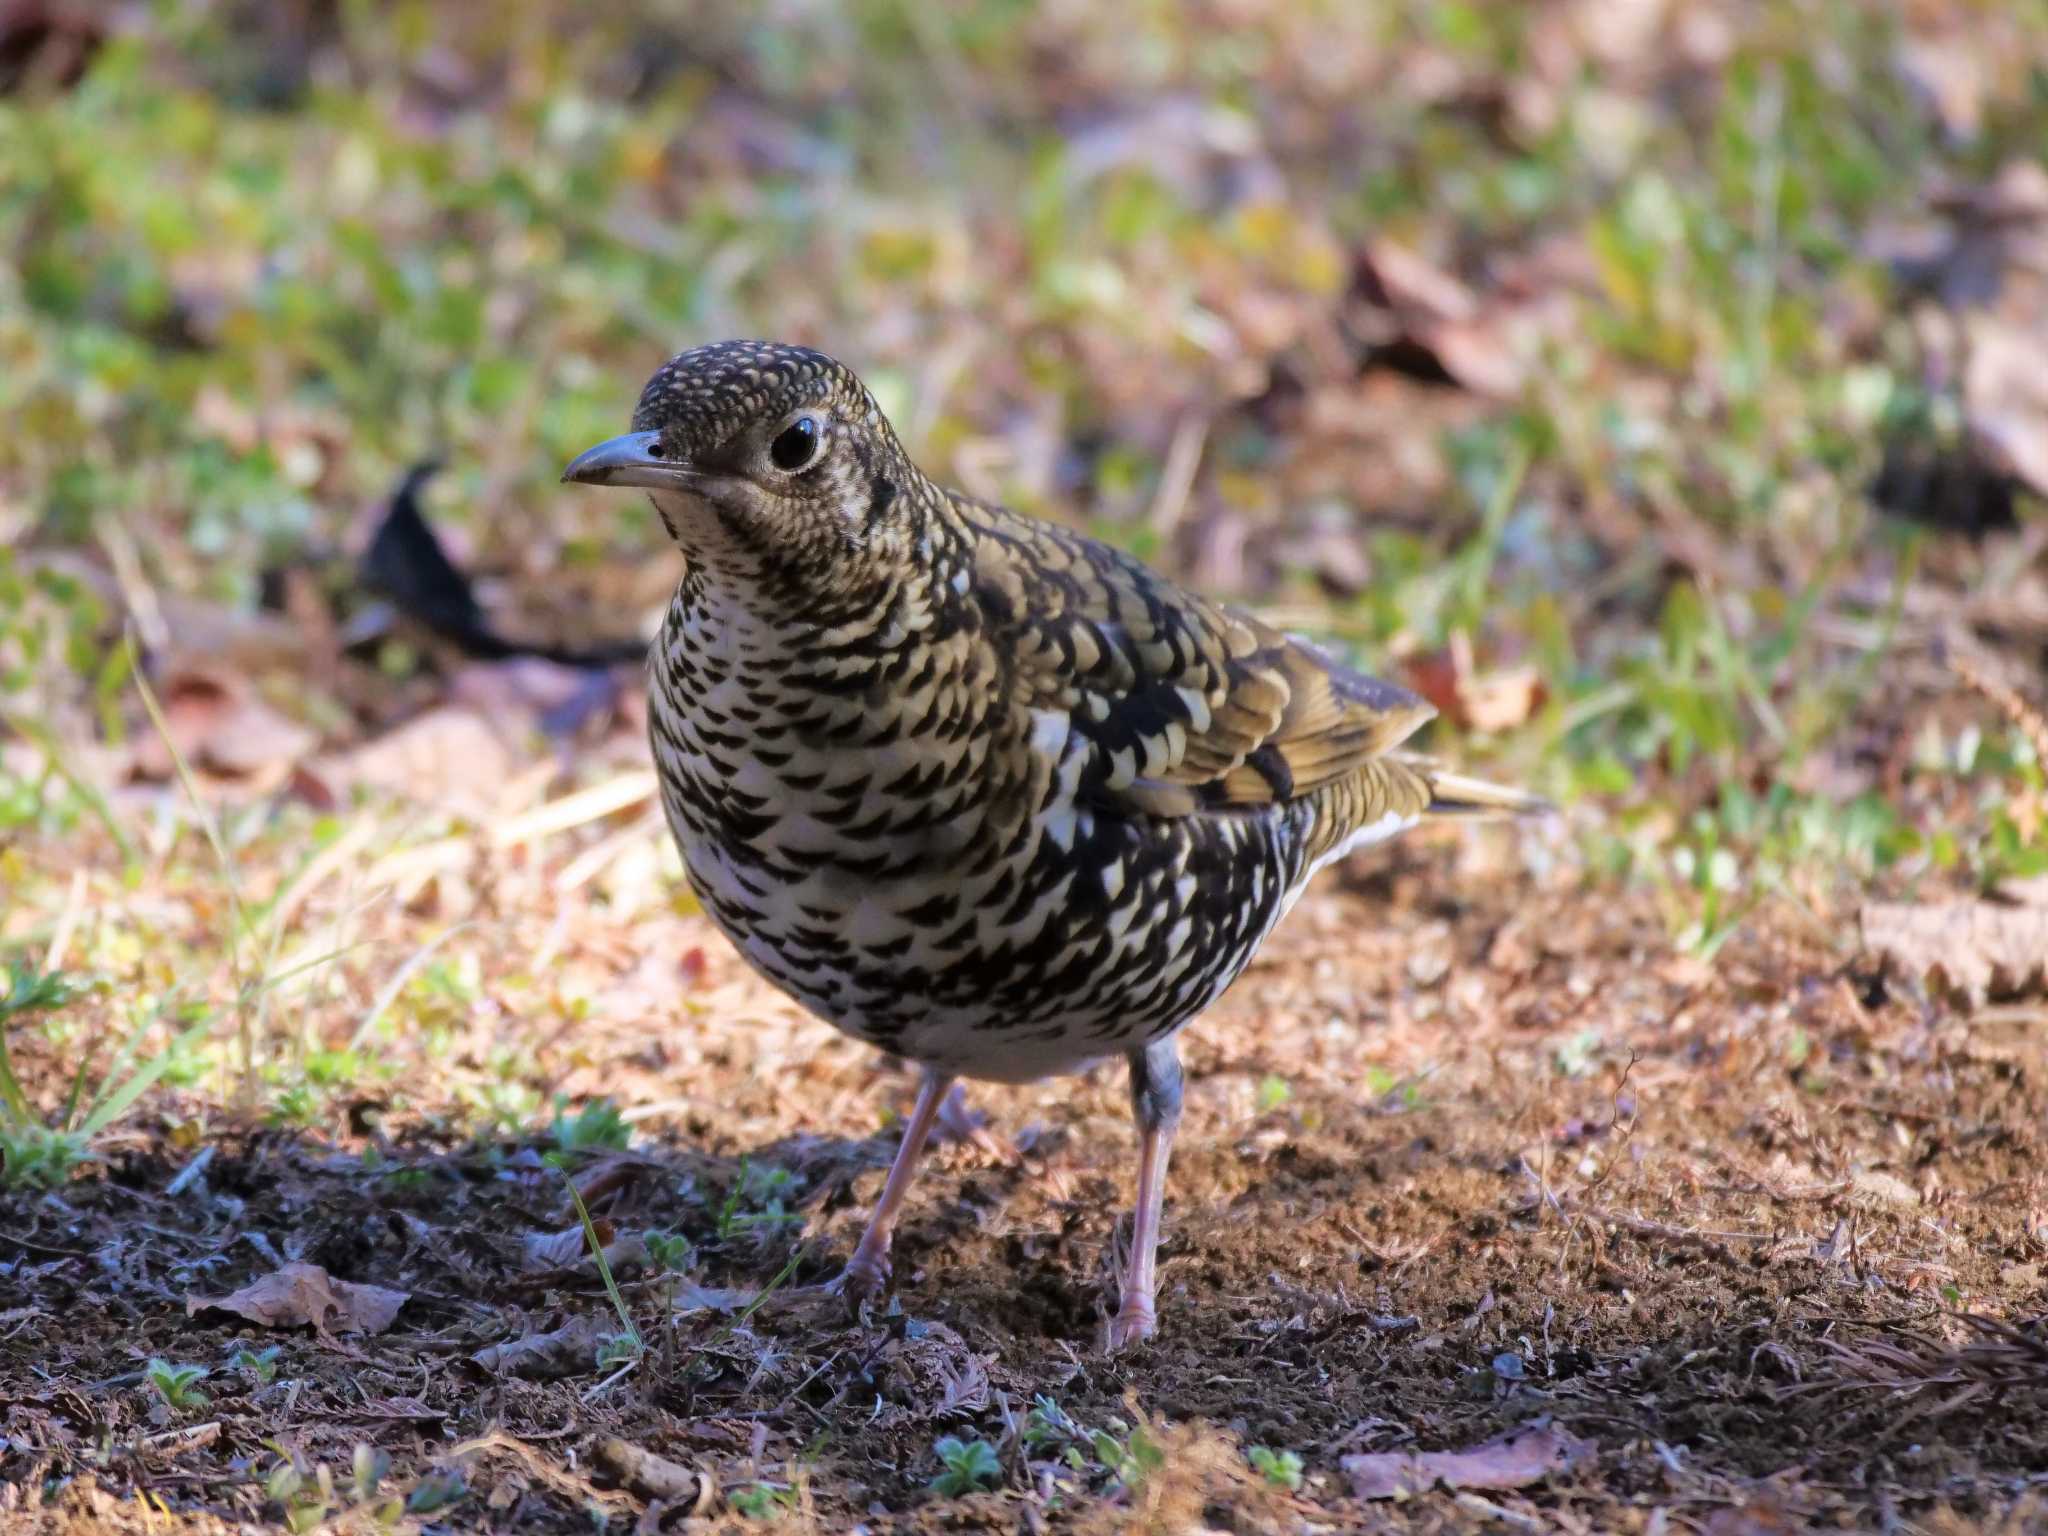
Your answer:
[1413,765,1553,820]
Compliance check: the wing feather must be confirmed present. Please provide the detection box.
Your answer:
[964,502,1435,819]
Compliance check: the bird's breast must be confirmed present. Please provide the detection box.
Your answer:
[644,582,1322,1076]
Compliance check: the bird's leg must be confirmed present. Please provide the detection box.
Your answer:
[832,1066,954,1304]
[1108,1038,1184,1351]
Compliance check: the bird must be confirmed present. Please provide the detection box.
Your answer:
[562,340,1542,1349]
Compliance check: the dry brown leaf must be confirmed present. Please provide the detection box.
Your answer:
[523,1222,605,1271]
[1965,320,2048,498]
[1896,35,1989,142]
[1342,1418,1591,1500]
[1862,901,2048,1005]
[307,705,514,811]
[132,663,316,786]
[472,1314,610,1379]
[1403,633,1548,733]
[871,1320,993,1427]
[593,1438,706,1508]
[185,1261,406,1337]
[523,1225,650,1279]
[671,1280,758,1315]
[1852,1169,1922,1208]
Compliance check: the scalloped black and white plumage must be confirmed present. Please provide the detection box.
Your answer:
[564,340,1541,1348]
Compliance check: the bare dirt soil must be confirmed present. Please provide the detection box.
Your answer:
[7,831,2046,1533]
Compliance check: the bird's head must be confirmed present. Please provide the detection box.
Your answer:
[561,341,921,588]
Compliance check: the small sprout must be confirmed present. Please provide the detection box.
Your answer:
[265,1457,305,1505]
[1090,1421,1163,1489]
[714,1159,804,1239]
[145,1359,209,1409]
[595,1331,644,1371]
[1247,1445,1303,1491]
[352,1443,389,1501]
[730,1483,795,1519]
[1491,1350,1526,1382]
[645,1230,693,1272]
[1022,1393,1077,1450]
[929,1435,1002,1496]
[406,1468,470,1514]
[275,1461,339,1533]
[229,1345,283,1383]
[551,1097,632,1155]
[1255,1074,1291,1114]
[1553,1028,1602,1078]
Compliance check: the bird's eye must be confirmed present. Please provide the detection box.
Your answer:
[769,416,820,472]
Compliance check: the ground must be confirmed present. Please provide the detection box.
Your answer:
[6,821,2047,1532]
[4,1,2048,1531]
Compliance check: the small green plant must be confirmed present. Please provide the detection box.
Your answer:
[645,1230,693,1272]
[1,964,210,1188]
[550,1097,632,1156]
[145,1359,209,1410]
[352,1444,391,1503]
[228,1345,283,1384]
[714,1159,804,1240]
[1255,1074,1291,1114]
[1022,1393,1079,1451]
[929,1435,1002,1496]
[262,1444,404,1531]
[1247,1445,1304,1491]
[405,1468,470,1515]
[1089,1419,1164,1491]
[595,1330,643,1371]
[730,1482,796,1519]
[553,1156,641,1367]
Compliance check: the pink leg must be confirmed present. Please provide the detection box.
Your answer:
[833,1067,954,1302]
[1107,1040,1183,1351]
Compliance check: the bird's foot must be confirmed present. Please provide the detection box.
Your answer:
[1104,1293,1158,1353]
[824,1248,891,1311]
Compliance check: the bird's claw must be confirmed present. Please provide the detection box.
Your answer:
[824,1251,891,1313]
[1104,1295,1158,1353]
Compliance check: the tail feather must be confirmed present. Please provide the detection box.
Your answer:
[1413,765,1553,819]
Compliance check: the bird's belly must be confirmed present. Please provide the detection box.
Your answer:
[656,710,1314,1077]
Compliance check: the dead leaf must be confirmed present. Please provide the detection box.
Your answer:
[186,1262,406,1336]
[1350,240,1564,399]
[1862,901,2048,1005]
[522,1224,649,1279]
[1342,1419,1592,1500]
[1852,1169,1921,1208]
[1896,35,1988,142]
[593,1439,706,1508]
[131,663,316,787]
[670,1281,758,1315]
[1965,319,2048,498]
[871,1320,993,1427]
[523,1223,605,1271]
[1404,632,1548,733]
[307,705,514,812]
[472,1315,611,1379]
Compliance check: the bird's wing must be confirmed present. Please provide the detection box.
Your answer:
[963,501,1437,819]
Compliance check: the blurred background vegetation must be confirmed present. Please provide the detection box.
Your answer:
[2,0,2045,993]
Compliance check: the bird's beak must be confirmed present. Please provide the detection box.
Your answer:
[560,430,699,491]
